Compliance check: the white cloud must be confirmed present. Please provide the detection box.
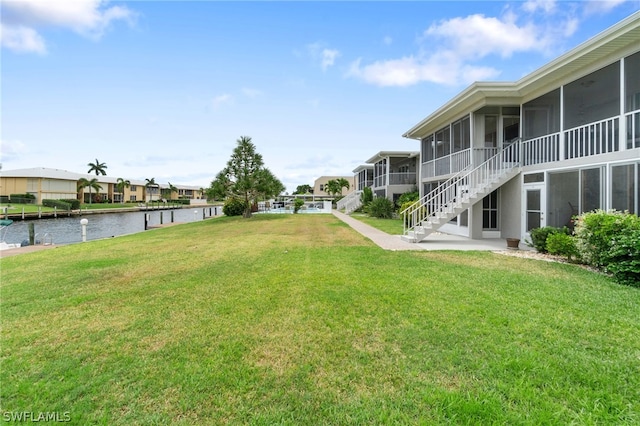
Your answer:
[383,36,393,46]
[211,94,233,109]
[0,0,135,53]
[321,48,340,71]
[522,0,557,14]
[305,42,340,70]
[582,0,628,15]
[0,24,46,54]
[424,14,550,59]
[347,53,500,87]
[347,10,584,87]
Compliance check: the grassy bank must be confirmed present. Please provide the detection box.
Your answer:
[1,214,638,424]
[350,213,404,235]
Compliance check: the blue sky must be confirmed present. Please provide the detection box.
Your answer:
[2,0,639,192]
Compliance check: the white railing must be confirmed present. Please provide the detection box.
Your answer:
[337,190,363,214]
[388,172,417,185]
[402,140,521,238]
[564,117,619,159]
[422,160,435,179]
[473,147,498,165]
[522,133,560,166]
[373,176,385,187]
[451,149,471,173]
[626,110,640,149]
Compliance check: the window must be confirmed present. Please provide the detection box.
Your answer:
[129,195,137,201]
[435,126,450,159]
[422,135,435,162]
[484,116,497,147]
[625,51,640,113]
[524,89,561,140]
[581,168,602,213]
[130,185,137,191]
[524,173,544,183]
[564,62,620,129]
[612,163,637,214]
[482,190,499,229]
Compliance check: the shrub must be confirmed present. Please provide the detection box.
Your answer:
[222,197,247,216]
[368,197,395,219]
[528,226,570,253]
[396,190,419,210]
[9,193,36,204]
[42,199,72,210]
[574,210,640,269]
[293,198,305,213]
[606,229,640,287]
[546,233,580,262]
[59,199,81,209]
[360,187,373,206]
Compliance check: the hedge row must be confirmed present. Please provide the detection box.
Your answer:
[529,210,640,287]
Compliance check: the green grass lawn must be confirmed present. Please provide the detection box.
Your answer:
[1,203,55,214]
[350,213,404,234]
[1,215,639,424]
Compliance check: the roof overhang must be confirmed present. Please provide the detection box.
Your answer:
[365,151,419,164]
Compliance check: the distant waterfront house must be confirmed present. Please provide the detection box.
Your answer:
[0,167,203,204]
[365,151,419,203]
[352,165,373,191]
[313,176,356,197]
[401,12,640,243]
[1,168,95,204]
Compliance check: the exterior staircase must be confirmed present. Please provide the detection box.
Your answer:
[337,190,363,214]
[401,141,521,243]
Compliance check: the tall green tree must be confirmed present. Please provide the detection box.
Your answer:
[145,178,158,202]
[78,178,102,205]
[337,177,350,194]
[87,159,107,176]
[115,178,130,204]
[162,182,178,200]
[294,184,313,195]
[325,179,341,197]
[209,136,284,218]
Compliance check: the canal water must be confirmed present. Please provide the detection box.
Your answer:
[1,207,220,246]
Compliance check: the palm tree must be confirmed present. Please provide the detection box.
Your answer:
[337,178,350,195]
[145,178,157,202]
[115,178,130,204]
[87,158,107,176]
[78,178,102,205]
[163,182,178,201]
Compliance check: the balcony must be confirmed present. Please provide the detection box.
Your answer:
[373,173,416,188]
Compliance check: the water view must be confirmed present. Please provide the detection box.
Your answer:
[1,207,220,246]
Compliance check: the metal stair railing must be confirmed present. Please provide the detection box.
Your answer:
[402,140,521,239]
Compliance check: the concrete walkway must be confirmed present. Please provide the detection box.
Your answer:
[332,210,529,251]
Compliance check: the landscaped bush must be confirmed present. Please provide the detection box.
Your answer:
[574,210,640,269]
[172,199,191,205]
[360,187,373,206]
[9,193,36,204]
[574,210,640,286]
[293,198,305,213]
[222,197,247,217]
[395,190,419,210]
[546,233,580,262]
[59,199,81,209]
[528,226,570,253]
[42,199,72,210]
[368,197,395,219]
[606,229,640,287]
